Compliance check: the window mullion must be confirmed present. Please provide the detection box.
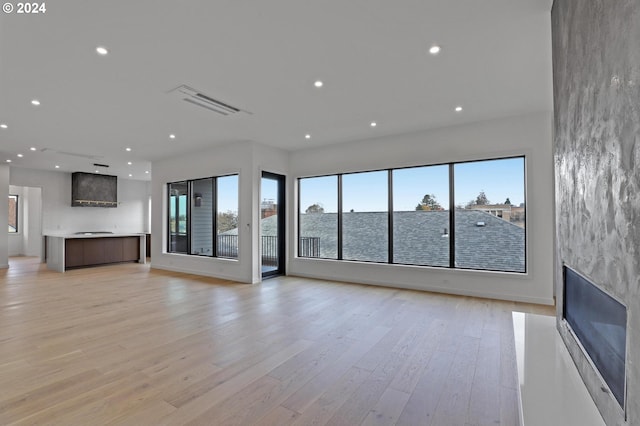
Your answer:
[213,178,218,257]
[449,164,455,269]
[388,170,393,264]
[337,174,343,260]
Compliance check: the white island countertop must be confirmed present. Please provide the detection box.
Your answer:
[45,232,146,239]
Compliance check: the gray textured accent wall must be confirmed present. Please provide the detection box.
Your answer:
[552,1,640,425]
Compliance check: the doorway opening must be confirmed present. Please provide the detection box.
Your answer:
[261,172,285,278]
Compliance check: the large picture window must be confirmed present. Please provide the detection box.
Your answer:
[168,182,188,253]
[342,171,388,262]
[190,178,213,256]
[167,175,239,258]
[8,195,18,233]
[299,175,338,259]
[298,156,526,273]
[217,175,239,259]
[454,157,525,272]
[392,165,449,267]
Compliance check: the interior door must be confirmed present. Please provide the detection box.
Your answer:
[261,172,285,278]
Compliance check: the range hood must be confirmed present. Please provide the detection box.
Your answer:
[71,172,117,207]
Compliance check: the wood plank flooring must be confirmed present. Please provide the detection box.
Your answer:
[0,257,554,425]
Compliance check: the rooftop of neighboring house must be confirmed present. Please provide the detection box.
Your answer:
[240,210,525,272]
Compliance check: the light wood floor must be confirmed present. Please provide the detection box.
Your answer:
[0,257,553,426]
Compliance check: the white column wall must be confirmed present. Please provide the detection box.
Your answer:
[23,187,43,257]
[8,185,23,256]
[0,165,9,268]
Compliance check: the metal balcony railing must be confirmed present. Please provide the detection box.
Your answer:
[299,237,320,258]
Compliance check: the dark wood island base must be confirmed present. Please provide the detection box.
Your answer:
[65,236,140,269]
[45,233,146,272]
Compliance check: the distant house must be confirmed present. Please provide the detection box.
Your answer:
[260,199,277,219]
[469,203,525,227]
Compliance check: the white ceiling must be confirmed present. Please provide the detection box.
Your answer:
[0,0,553,181]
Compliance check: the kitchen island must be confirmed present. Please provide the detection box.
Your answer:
[45,233,147,272]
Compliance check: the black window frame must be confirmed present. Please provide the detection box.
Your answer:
[341,169,390,263]
[167,181,189,254]
[297,155,527,274]
[166,174,239,259]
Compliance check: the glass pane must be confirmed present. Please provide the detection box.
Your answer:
[190,178,213,256]
[299,176,338,259]
[454,157,526,272]
[342,171,388,262]
[393,165,449,266]
[217,175,239,259]
[8,195,18,233]
[261,177,279,272]
[168,182,188,253]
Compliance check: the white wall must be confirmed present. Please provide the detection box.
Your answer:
[9,168,149,234]
[151,141,289,284]
[23,186,43,256]
[8,186,24,256]
[0,165,9,268]
[8,185,44,257]
[288,112,555,304]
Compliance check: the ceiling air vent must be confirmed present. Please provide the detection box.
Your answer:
[168,85,247,116]
[40,148,103,160]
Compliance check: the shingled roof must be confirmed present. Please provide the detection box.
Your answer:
[225,209,525,273]
[298,210,525,272]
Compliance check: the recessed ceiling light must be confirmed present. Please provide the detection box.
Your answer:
[55,165,60,169]
[96,46,109,55]
[0,124,7,129]
[31,99,40,106]
[95,170,100,173]
[429,45,441,55]
[455,106,463,112]
[127,161,132,165]
[17,154,23,158]
[128,174,133,177]
[30,147,36,151]
[314,80,323,88]
[370,122,377,127]
[126,147,132,152]
[6,159,11,163]
[169,134,176,139]
[305,134,311,140]
[145,170,149,174]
